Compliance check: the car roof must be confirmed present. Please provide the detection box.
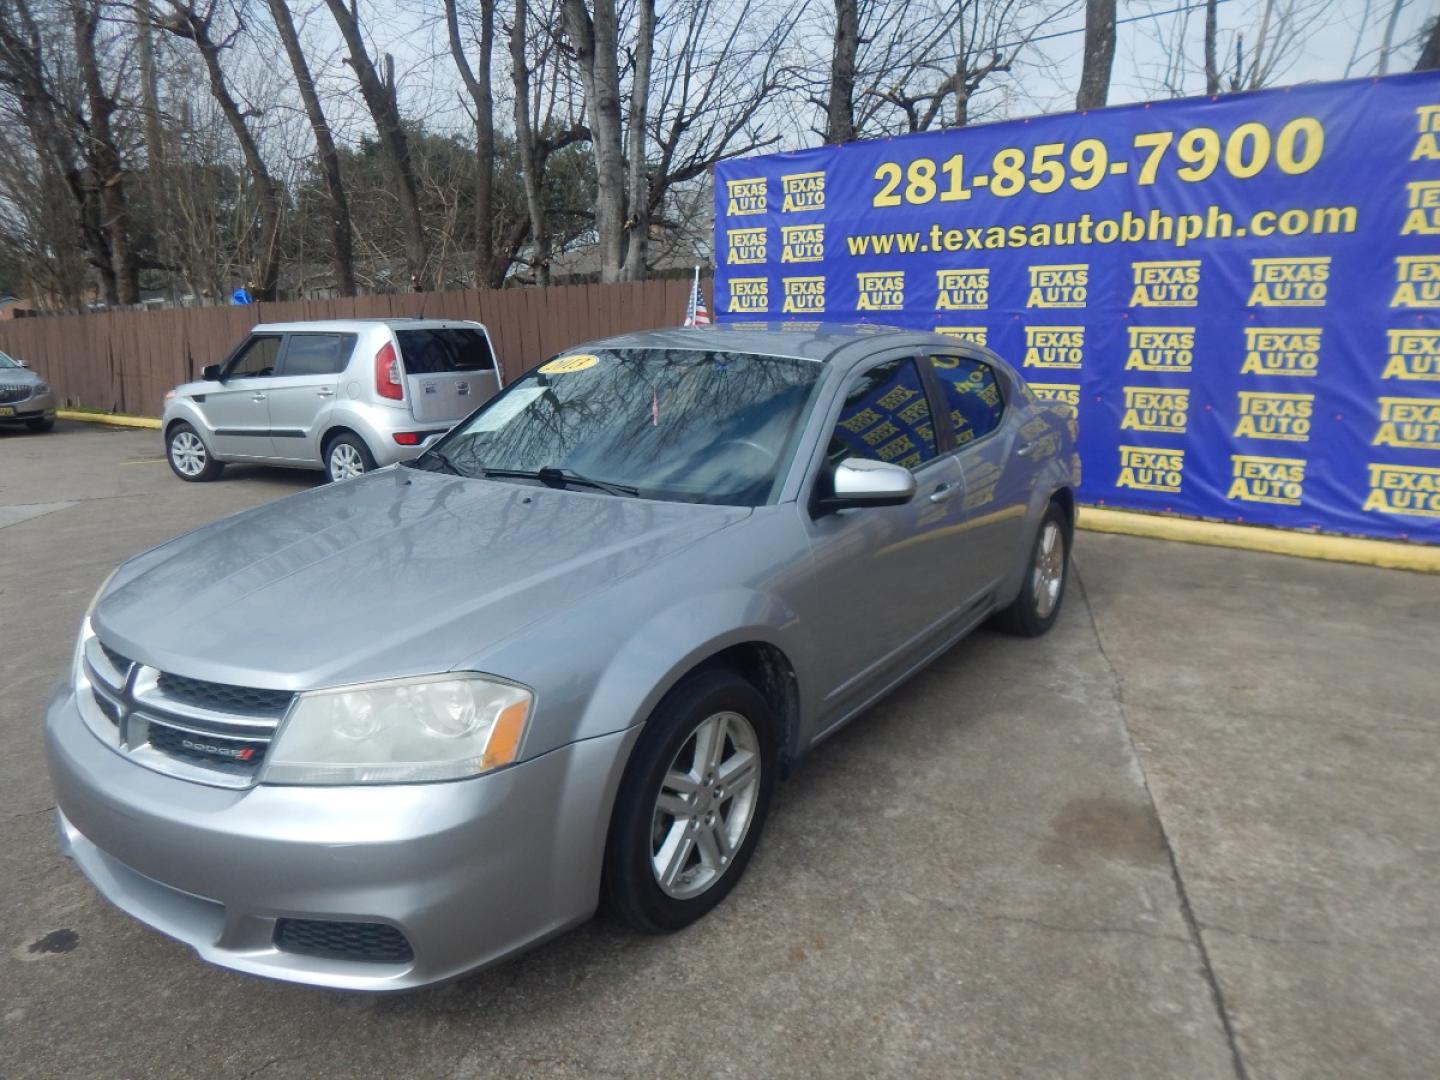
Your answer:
[249,318,486,334]
[576,322,981,364]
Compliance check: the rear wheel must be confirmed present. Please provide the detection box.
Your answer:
[166,422,223,482]
[603,668,777,933]
[994,503,1069,637]
[25,417,54,433]
[324,433,375,482]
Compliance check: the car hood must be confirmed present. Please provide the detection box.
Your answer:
[94,468,749,689]
[0,366,44,386]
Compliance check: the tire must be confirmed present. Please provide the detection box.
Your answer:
[603,667,778,934]
[166,421,224,482]
[993,502,1070,637]
[25,417,54,433]
[324,432,375,482]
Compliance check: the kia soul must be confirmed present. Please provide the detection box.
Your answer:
[161,318,501,483]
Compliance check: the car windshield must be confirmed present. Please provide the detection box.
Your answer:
[414,347,821,506]
[0,352,19,369]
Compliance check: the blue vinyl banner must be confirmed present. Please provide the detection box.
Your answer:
[713,72,1440,543]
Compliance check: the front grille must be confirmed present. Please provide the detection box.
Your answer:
[100,642,131,675]
[80,636,289,786]
[275,919,414,965]
[144,721,270,769]
[92,690,122,726]
[155,672,294,718]
[0,384,31,404]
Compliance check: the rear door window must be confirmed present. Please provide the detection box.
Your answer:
[278,333,354,377]
[395,328,495,374]
[928,353,1005,447]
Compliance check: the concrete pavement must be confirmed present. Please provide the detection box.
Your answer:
[1,421,1435,1078]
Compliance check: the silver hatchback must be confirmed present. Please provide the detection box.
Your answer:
[161,319,501,482]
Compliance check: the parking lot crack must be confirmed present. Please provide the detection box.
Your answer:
[1073,561,1250,1080]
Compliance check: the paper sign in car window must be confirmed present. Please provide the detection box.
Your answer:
[470,386,548,432]
[538,353,600,374]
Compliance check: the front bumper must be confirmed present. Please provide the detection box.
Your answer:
[0,388,55,422]
[45,684,640,990]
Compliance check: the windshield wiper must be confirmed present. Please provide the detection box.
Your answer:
[481,465,639,498]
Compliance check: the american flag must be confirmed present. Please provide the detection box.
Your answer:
[684,268,711,327]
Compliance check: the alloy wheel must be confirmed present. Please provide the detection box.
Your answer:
[329,443,366,480]
[650,710,762,900]
[170,431,207,477]
[1032,520,1065,618]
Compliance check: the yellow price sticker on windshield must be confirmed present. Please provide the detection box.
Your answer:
[539,353,600,374]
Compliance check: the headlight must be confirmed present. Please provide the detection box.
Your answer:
[35,380,50,395]
[263,674,533,785]
[72,570,117,690]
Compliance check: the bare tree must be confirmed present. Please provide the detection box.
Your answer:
[560,0,630,283]
[1228,0,1335,91]
[445,0,500,287]
[820,0,1070,136]
[72,0,139,304]
[1419,13,1440,69]
[825,0,858,142]
[266,0,354,296]
[1377,0,1407,75]
[509,0,548,284]
[0,0,105,306]
[153,0,283,299]
[134,0,175,298]
[323,0,428,289]
[1076,0,1116,109]
[621,0,655,279]
[1204,0,1220,92]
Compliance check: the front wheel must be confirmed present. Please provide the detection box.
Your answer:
[603,668,777,933]
[166,422,224,482]
[994,503,1069,637]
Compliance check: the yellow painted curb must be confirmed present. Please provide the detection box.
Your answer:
[1078,506,1440,575]
[57,410,161,430]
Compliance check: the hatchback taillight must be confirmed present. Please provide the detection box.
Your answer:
[375,342,404,400]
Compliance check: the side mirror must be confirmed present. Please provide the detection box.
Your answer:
[201,364,222,382]
[814,457,917,514]
[15,359,28,368]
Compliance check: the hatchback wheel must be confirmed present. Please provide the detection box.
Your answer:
[325,433,375,482]
[166,421,223,482]
[604,667,777,932]
[994,503,1069,636]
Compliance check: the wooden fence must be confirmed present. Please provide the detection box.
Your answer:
[0,278,706,416]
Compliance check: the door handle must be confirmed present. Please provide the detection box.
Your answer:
[928,482,960,504]
[316,388,335,398]
[250,393,267,402]
[1016,440,1040,457]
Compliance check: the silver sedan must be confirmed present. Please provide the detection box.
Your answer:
[0,349,56,432]
[46,323,1078,990]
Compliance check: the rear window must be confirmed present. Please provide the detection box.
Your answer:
[396,328,495,374]
[281,333,355,376]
